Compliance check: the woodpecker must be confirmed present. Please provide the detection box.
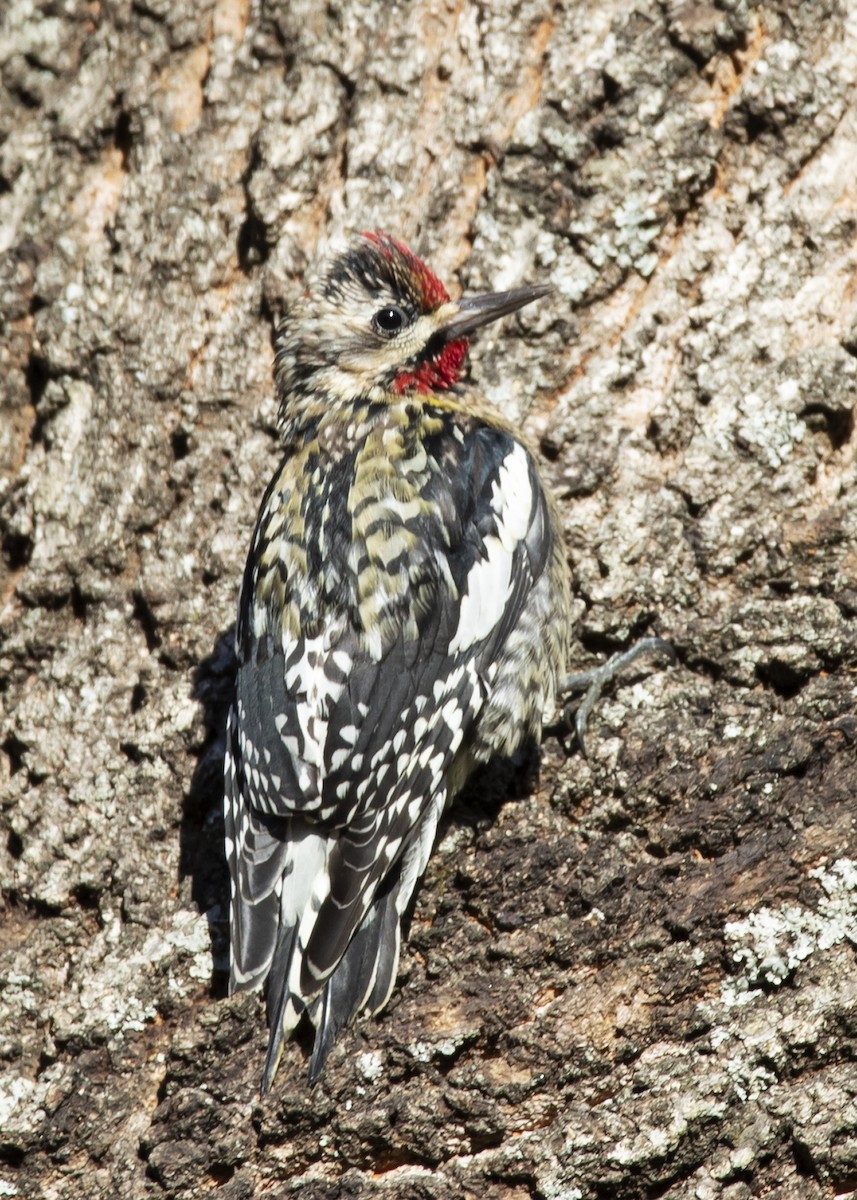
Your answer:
[224,231,666,1092]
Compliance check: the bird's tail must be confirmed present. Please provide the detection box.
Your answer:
[260,923,302,1094]
[260,869,404,1093]
[261,792,445,1091]
[307,875,402,1083]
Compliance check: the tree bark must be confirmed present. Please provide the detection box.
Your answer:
[1,1,856,1197]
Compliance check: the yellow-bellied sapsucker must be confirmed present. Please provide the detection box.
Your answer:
[224,231,664,1092]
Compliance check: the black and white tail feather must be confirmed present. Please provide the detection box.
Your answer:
[225,714,447,1089]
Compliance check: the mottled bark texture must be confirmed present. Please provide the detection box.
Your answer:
[1,0,856,1197]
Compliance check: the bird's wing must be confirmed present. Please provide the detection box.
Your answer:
[225,424,555,1058]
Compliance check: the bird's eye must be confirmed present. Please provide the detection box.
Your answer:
[372,305,408,336]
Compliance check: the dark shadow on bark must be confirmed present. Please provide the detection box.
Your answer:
[448,737,542,832]
[180,625,237,998]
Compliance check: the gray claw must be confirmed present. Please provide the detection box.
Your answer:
[561,636,674,752]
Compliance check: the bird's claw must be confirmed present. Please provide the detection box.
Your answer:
[560,636,675,756]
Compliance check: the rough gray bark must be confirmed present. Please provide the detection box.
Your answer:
[1,0,856,1197]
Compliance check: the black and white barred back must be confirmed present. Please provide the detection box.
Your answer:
[224,233,569,1090]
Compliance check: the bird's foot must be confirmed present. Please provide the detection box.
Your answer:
[559,636,675,757]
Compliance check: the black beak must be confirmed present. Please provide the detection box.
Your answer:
[442,284,552,339]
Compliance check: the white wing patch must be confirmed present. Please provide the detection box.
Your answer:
[449,443,533,654]
[491,442,533,546]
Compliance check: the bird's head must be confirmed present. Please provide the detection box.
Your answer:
[275,231,550,415]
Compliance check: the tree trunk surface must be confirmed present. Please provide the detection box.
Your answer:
[1,1,856,1197]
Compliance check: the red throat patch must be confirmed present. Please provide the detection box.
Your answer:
[361,230,450,311]
[391,338,468,396]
